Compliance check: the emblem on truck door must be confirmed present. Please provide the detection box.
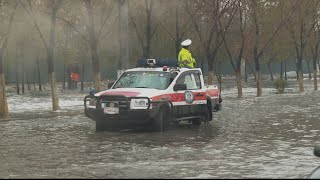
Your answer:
[184,91,194,104]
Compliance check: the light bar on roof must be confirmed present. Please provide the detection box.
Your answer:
[137,58,179,67]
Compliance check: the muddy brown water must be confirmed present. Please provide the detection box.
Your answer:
[1,79,320,178]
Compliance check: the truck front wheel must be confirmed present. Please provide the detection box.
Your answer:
[153,106,171,132]
[96,120,108,131]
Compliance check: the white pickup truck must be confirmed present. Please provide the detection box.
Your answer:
[84,58,222,131]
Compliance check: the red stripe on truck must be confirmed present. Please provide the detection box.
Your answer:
[206,89,219,97]
[101,91,141,97]
[152,92,206,102]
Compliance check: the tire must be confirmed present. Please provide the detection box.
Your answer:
[215,103,222,111]
[207,100,213,121]
[192,118,201,125]
[96,120,115,131]
[96,120,107,131]
[153,106,171,132]
[314,144,320,157]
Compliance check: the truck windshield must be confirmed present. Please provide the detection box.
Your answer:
[112,71,170,90]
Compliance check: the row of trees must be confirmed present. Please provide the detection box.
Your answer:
[1,0,320,118]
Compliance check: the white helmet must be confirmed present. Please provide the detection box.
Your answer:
[181,39,192,46]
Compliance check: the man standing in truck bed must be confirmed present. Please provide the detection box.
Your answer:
[178,39,197,68]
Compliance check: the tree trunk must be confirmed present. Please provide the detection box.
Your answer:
[296,61,299,81]
[207,71,215,85]
[313,59,318,91]
[175,0,181,57]
[318,59,320,75]
[0,0,17,118]
[15,58,19,95]
[21,56,25,94]
[27,79,30,91]
[280,61,283,79]
[252,0,262,97]
[217,62,222,86]
[0,74,9,118]
[49,72,59,110]
[63,61,66,89]
[118,0,129,75]
[235,70,242,98]
[85,0,101,92]
[255,57,262,97]
[67,65,72,89]
[144,0,153,58]
[5,59,9,85]
[62,26,70,90]
[298,60,304,93]
[207,55,215,85]
[256,69,262,97]
[37,59,42,91]
[248,63,256,81]
[33,68,36,91]
[81,63,85,91]
[307,61,311,80]
[285,61,288,80]
[267,61,273,81]
[245,61,248,83]
[200,58,205,73]
[47,5,59,111]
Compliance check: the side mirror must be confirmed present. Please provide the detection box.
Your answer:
[108,82,115,89]
[314,144,320,157]
[173,83,187,91]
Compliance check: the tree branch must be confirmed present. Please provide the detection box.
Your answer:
[20,0,48,51]
[97,0,115,39]
[56,15,89,42]
[0,0,18,54]
[130,15,144,50]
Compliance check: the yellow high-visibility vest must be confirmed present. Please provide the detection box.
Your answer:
[178,47,196,68]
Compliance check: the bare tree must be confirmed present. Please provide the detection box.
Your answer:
[131,0,159,58]
[0,0,18,118]
[36,57,42,91]
[84,0,101,92]
[223,0,249,98]
[118,0,129,77]
[20,0,62,111]
[308,1,320,91]
[286,0,317,93]
[250,0,295,96]
[15,46,19,95]
[154,0,193,58]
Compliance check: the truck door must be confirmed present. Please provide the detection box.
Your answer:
[173,70,207,118]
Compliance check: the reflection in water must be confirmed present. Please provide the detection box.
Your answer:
[1,85,320,178]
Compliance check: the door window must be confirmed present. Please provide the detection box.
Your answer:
[176,71,201,90]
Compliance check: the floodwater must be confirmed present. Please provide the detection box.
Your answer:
[1,77,320,178]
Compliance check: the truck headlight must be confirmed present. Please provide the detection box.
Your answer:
[130,99,149,109]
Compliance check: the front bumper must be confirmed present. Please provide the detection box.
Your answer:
[84,107,157,125]
[84,95,163,126]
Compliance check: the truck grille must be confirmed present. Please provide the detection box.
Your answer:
[99,95,129,112]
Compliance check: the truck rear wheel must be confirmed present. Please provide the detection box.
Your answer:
[207,100,213,121]
[192,118,201,125]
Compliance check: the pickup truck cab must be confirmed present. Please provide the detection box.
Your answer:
[84,58,222,131]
